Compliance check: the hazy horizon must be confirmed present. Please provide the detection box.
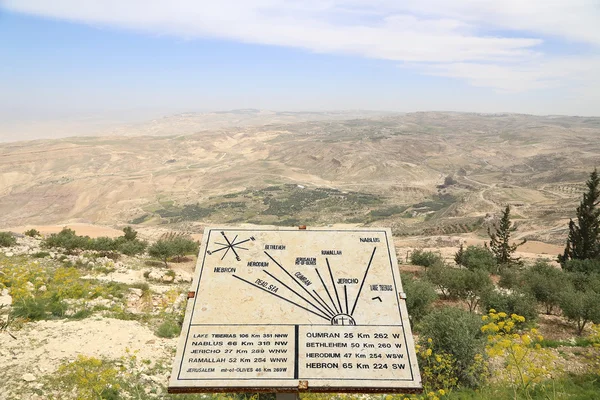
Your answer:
[3,108,600,143]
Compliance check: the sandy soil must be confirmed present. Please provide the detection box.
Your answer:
[0,318,176,400]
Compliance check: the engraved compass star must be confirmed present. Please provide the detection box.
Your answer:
[206,231,255,261]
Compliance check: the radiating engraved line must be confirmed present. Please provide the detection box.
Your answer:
[315,268,340,314]
[344,284,349,314]
[264,251,335,318]
[232,275,330,321]
[351,247,377,316]
[221,246,231,260]
[232,238,252,246]
[222,232,240,260]
[326,258,343,314]
[208,245,229,254]
[313,289,336,316]
[263,270,334,318]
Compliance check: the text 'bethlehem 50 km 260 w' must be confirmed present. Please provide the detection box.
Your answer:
[169,227,421,393]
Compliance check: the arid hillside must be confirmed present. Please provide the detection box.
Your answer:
[1,111,600,244]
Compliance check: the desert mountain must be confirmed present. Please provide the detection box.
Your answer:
[1,111,599,244]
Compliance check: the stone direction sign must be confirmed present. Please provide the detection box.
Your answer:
[168,227,422,393]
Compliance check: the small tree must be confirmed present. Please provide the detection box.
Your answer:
[459,245,497,273]
[170,236,199,262]
[559,288,600,335]
[425,264,459,299]
[24,229,41,238]
[487,205,526,268]
[454,243,465,266]
[523,262,564,315]
[559,169,600,266]
[122,226,138,242]
[148,240,175,267]
[448,269,494,313]
[115,227,146,256]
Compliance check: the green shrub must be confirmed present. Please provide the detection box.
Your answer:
[459,246,497,273]
[559,288,600,335]
[411,249,444,268]
[24,229,41,238]
[44,228,92,253]
[498,268,521,290]
[117,239,147,256]
[523,261,564,314]
[54,355,121,400]
[566,271,600,292]
[562,259,600,274]
[48,298,69,317]
[419,307,486,388]
[156,319,181,338]
[0,232,17,247]
[11,297,48,320]
[481,290,538,324]
[43,227,147,257]
[91,237,118,252]
[402,275,438,323]
[31,251,51,259]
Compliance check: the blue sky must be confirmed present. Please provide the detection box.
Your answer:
[1,0,599,122]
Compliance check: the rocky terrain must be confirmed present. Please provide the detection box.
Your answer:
[0,228,597,400]
[0,233,194,400]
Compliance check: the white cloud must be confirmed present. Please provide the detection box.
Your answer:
[2,0,600,94]
[418,57,600,92]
